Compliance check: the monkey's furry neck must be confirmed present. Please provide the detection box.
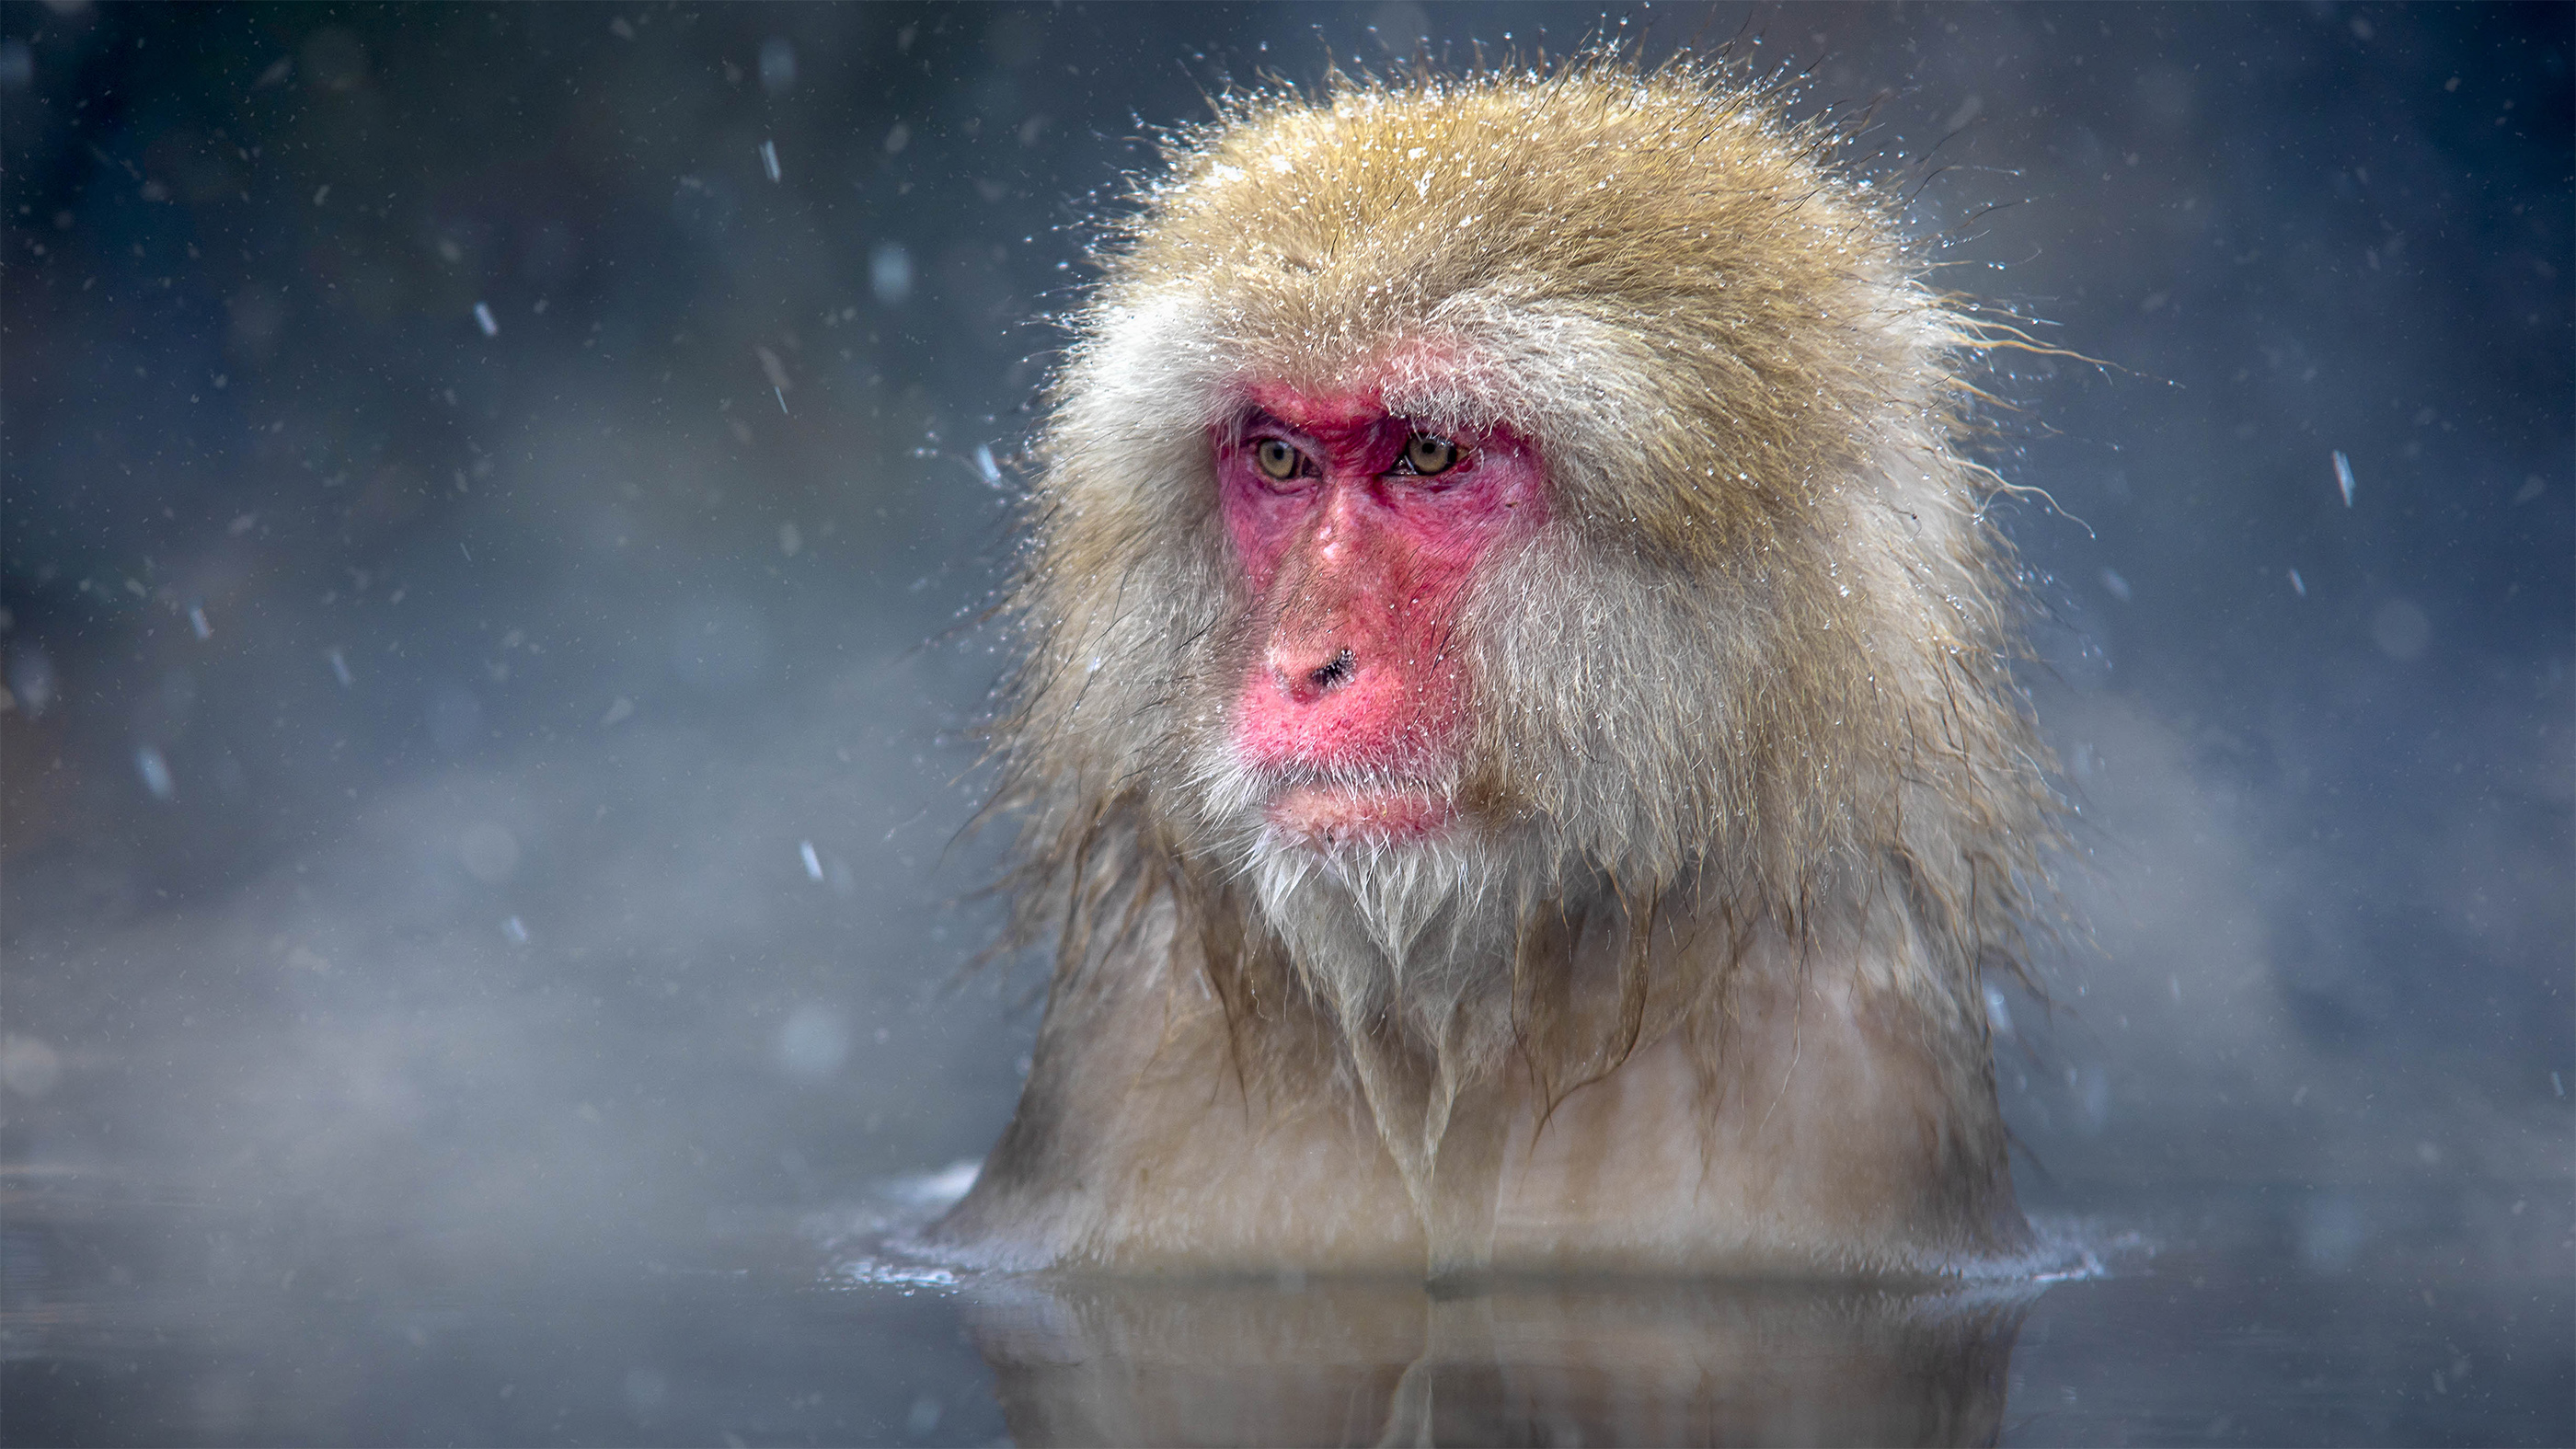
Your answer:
[1224,822,1703,1239]
[1248,835,1520,1198]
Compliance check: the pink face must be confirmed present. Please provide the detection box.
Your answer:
[1213,383,1549,847]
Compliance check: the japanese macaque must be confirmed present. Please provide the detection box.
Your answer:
[931,59,2056,1279]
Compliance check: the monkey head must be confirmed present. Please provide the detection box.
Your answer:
[999,63,2048,1056]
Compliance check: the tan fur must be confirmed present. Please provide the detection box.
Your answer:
[932,58,2054,1278]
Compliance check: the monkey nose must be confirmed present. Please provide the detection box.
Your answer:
[1271,644,1357,704]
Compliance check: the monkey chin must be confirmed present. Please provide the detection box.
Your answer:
[1263,782,1454,848]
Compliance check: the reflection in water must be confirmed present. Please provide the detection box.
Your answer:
[962,1273,2033,1448]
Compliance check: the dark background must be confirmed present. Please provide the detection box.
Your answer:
[2,0,2566,1307]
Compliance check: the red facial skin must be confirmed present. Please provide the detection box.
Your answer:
[1214,383,1549,846]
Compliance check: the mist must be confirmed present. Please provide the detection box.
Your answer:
[2,5,2566,1443]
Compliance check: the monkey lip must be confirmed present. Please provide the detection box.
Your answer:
[1265,783,1454,845]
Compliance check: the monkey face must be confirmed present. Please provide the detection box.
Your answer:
[1210,383,1549,856]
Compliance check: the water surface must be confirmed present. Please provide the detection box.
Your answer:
[4,1178,2564,1446]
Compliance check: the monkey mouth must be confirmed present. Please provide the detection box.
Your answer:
[1264,782,1455,847]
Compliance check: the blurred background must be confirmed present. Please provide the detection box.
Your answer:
[0,0,2566,1378]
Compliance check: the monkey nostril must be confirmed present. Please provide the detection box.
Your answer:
[1306,650,1355,693]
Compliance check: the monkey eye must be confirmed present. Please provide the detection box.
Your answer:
[1252,437,1306,483]
[1397,433,1460,477]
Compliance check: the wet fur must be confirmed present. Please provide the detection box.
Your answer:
[935,58,2055,1275]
